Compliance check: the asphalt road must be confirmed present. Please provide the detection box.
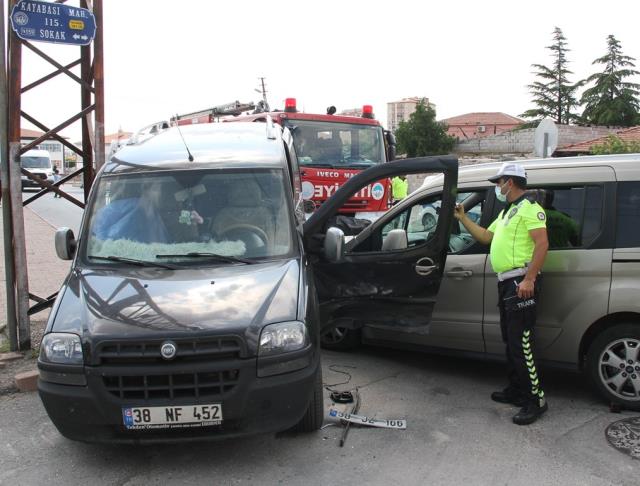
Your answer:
[1,347,637,486]
[22,185,85,234]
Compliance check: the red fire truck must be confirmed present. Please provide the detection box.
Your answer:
[171,99,397,222]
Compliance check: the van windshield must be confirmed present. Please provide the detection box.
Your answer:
[83,169,295,264]
[21,156,50,169]
[288,120,385,169]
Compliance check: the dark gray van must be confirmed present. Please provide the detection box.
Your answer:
[38,121,458,442]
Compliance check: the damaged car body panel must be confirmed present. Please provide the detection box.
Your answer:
[303,157,459,334]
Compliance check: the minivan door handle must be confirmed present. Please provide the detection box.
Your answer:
[446,268,473,278]
[415,257,438,276]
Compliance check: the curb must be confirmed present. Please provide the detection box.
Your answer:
[0,352,23,363]
[15,370,39,392]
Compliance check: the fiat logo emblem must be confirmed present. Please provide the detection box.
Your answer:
[160,341,177,360]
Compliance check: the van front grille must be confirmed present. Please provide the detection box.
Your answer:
[94,336,245,365]
[102,369,240,400]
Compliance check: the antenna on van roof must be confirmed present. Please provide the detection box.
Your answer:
[174,114,194,162]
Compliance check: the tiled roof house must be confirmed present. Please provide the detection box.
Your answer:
[554,126,640,155]
[441,112,524,140]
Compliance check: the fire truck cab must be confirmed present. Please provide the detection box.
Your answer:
[226,99,396,223]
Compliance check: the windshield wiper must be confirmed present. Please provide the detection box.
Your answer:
[155,252,253,264]
[88,255,178,269]
[301,163,335,168]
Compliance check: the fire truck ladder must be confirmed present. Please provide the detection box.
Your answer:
[170,101,260,124]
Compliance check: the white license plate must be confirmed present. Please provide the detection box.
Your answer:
[122,404,223,430]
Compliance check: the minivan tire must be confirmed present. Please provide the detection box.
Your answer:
[321,327,361,351]
[291,366,324,432]
[586,323,640,411]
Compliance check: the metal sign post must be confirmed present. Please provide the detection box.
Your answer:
[2,0,104,350]
[0,0,19,351]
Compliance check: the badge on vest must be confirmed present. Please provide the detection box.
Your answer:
[537,211,546,221]
[504,206,518,225]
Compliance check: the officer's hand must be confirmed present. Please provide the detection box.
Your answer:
[453,203,465,221]
[517,279,535,299]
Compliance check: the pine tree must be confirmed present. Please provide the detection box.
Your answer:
[580,35,640,127]
[520,27,581,125]
[394,101,455,157]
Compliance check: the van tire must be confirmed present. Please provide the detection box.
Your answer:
[586,324,640,411]
[292,366,324,432]
[321,327,361,351]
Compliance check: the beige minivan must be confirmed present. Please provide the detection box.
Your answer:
[322,153,640,411]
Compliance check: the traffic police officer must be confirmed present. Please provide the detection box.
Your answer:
[391,175,408,205]
[454,163,549,425]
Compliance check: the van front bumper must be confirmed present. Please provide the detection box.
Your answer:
[38,348,319,443]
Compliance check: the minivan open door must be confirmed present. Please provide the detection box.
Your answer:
[303,157,458,333]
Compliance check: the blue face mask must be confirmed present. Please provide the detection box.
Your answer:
[495,182,510,203]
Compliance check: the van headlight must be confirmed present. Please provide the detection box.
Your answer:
[258,321,307,356]
[40,333,84,365]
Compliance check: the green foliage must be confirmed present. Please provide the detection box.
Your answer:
[520,27,582,125]
[591,135,640,154]
[394,101,455,157]
[580,35,640,127]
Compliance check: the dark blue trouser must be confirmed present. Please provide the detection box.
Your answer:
[497,276,545,406]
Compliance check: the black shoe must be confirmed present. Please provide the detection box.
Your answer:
[491,388,527,406]
[512,400,548,425]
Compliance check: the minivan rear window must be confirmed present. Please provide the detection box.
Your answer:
[615,181,640,248]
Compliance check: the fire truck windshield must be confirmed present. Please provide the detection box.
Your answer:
[288,120,385,169]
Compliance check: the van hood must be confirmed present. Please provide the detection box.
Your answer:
[51,259,301,355]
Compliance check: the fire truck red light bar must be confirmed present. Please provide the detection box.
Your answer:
[285,98,297,113]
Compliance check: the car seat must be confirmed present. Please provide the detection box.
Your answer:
[211,180,275,254]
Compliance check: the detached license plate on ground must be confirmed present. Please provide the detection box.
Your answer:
[122,404,223,430]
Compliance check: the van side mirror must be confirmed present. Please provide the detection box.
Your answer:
[324,227,345,263]
[381,229,408,251]
[55,227,76,260]
[385,130,397,161]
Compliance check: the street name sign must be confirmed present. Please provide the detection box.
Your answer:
[10,0,96,46]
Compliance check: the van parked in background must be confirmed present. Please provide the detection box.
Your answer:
[20,149,54,189]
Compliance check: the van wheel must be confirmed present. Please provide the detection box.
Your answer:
[586,324,640,411]
[321,327,361,351]
[292,367,324,432]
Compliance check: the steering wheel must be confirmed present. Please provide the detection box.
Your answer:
[218,224,269,250]
[422,212,437,231]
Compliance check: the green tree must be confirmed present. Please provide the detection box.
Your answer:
[394,101,455,157]
[591,135,640,154]
[580,35,640,127]
[520,27,582,125]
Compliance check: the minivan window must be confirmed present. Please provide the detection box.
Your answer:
[378,192,480,252]
[525,186,603,249]
[615,181,640,248]
[20,156,50,169]
[83,169,294,264]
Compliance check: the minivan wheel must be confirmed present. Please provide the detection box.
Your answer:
[291,366,324,432]
[586,324,640,411]
[320,327,361,351]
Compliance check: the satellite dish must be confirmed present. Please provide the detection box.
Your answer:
[533,119,558,158]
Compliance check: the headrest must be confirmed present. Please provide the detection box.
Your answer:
[228,180,262,207]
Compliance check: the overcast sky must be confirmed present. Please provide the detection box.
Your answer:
[16,0,640,140]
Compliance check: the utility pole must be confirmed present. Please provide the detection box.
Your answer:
[7,0,30,350]
[256,77,270,112]
[0,0,19,351]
